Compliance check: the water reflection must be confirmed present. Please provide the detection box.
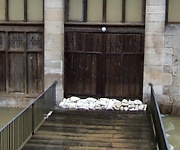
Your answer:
[0,107,23,129]
[162,115,180,150]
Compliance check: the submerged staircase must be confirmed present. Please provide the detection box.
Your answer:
[0,82,169,150]
[3,82,166,150]
[22,110,157,150]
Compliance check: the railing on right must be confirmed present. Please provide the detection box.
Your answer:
[0,81,57,150]
[149,83,170,150]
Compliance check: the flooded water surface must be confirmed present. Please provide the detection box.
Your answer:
[0,107,23,129]
[162,115,180,150]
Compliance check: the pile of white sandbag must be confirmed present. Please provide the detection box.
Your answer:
[59,96,147,111]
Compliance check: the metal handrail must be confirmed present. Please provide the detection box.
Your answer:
[0,81,57,150]
[149,83,170,150]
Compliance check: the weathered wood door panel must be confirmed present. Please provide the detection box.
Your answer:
[9,53,25,92]
[65,32,101,96]
[0,52,6,92]
[105,55,143,98]
[65,30,144,99]
[27,53,43,93]
[105,34,144,98]
[65,53,98,95]
[0,26,44,96]
[0,32,6,92]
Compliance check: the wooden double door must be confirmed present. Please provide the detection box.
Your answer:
[65,27,144,99]
[0,25,44,97]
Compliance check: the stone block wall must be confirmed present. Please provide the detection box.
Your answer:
[144,0,180,115]
[144,0,167,99]
[164,25,180,115]
[44,0,64,105]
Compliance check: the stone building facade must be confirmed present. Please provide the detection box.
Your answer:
[0,0,179,114]
[44,0,180,114]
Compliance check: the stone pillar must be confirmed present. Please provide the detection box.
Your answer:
[143,0,172,108]
[44,0,64,104]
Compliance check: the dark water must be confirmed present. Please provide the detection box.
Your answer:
[0,107,23,129]
[162,115,180,150]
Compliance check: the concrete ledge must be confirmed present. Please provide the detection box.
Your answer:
[143,93,180,116]
[171,105,180,116]
[159,103,172,114]
[0,97,33,108]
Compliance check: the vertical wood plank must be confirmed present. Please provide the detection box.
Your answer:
[0,52,6,92]
[0,32,5,50]
[9,53,25,92]
[102,0,106,22]
[142,0,146,23]
[24,32,27,94]
[122,0,125,23]
[65,0,69,22]
[27,53,43,93]
[24,0,27,22]
[83,0,87,22]
[43,0,44,22]
[6,32,9,93]
[27,53,38,93]
[5,0,8,21]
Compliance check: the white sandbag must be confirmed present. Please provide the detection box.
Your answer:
[89,102,95,110]
[120,106,124,111]
[134,99,142,105]
[128,104,135,109]
[122,99,129,106]
[124,107,129,111]
[69,102,77,109]
[99,99,108,106]
[70,96,80,102]
[95,105,102,110]
[129,108,137,111]
[81,103,89,110]
[76,100,84,108]
[138,104,145,111]
[59,101,64,108]
[87,97,98,103]
[113,101,122,110]
[106,99,116,110]
[94,101,101,109]
[143,104,147,111]
[99,98,109,101]
[128,100,135,105]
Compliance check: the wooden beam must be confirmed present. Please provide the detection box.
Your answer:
[5,0,8,21]
[122,0,125,23]
[83,0,87,22]
[103,0,106,22]
[165,0,168,24]
[65,0,69,22]
[24,0,27,22]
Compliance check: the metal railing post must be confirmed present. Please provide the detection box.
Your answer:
[149,83,170,150]
[32,103,35,135]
